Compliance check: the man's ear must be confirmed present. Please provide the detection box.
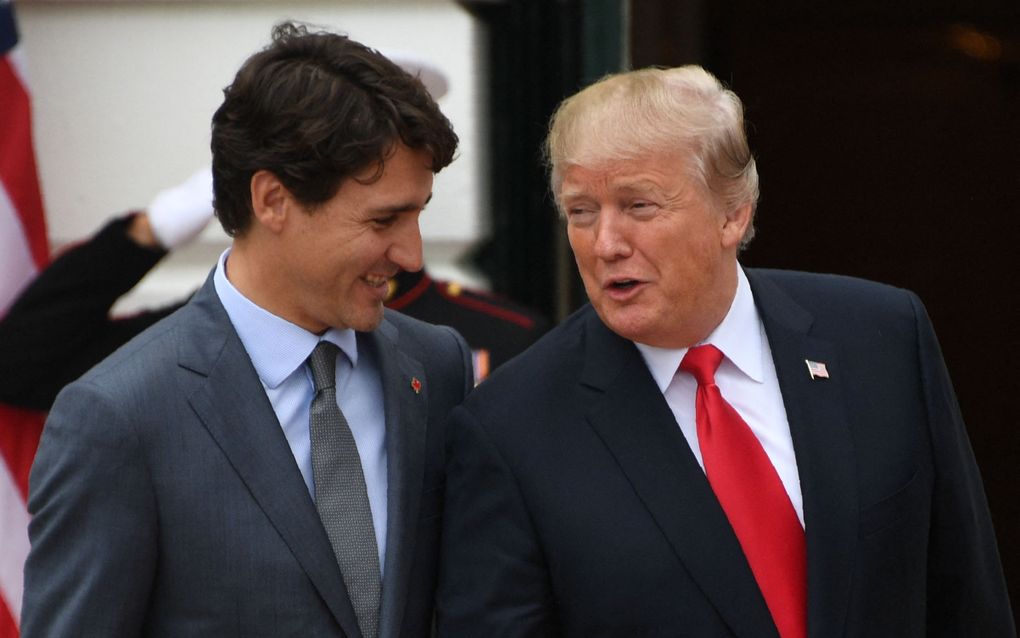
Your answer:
[721,202,753,249]
[250,170,290,234]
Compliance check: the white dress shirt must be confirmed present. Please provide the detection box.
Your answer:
[213,249,389,569]
[635,266,804,527]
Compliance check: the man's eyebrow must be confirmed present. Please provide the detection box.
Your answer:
[371,193,433,214]
[614,179,662,194]
[559,187,591,201]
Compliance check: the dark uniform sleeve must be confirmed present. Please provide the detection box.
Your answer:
[386,271,552,382]
[0,215,184,410]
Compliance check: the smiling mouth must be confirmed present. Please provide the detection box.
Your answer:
[363,275,390,287]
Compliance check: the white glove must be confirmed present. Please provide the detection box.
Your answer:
[147,166,214,250]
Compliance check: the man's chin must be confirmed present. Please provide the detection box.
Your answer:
[343,306,385,333]
[593,306,643,342]
[595,307,669,347]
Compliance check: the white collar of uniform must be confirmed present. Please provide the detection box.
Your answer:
[635,265,765,392]
[213,247,358,389]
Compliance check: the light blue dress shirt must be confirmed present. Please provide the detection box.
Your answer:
[213,249,389,571]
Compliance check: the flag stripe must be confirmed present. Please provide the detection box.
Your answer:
[0,458,29,627]
[0,406,43,501]
[0,56,48,269]
[2,4,49,634]
[0,185,38,317]
[0,596,16,638]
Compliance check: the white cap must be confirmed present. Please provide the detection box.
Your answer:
[379,48,449,100]
[147,166,214,250]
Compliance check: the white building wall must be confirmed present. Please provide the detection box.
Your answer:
[17,0,489,312]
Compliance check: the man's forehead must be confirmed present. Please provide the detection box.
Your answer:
[559,161,682,196]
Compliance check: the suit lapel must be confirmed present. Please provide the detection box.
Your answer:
[179,278,364,637]
[746,269,857,638]
[579,310,778,638]
[366,320,428,638]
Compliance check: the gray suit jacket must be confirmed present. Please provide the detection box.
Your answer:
[22,274,473,638]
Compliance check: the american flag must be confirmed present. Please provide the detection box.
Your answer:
[805,359,829,380]
[0,1,50,635]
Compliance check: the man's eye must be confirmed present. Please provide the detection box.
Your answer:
[373,215,397,228]
[629,201,658,217]
[566,208,596,225]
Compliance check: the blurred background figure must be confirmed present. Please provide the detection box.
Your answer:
[381,50,551,383]
[0,168,213,411]
[386,271,549,383]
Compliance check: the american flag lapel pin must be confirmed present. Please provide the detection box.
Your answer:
[805,359,830,380]
[410,377,422,394]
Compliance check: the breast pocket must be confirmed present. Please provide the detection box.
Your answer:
[859,469,927,538]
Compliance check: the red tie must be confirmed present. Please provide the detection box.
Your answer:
[681,345,807,638]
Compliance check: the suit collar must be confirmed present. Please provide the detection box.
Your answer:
[179,276,368,638]
[745,269,858,637]
[578,267,859,637]
[579,309,779,638]
[363,318,430,638]
[184,283,435,637]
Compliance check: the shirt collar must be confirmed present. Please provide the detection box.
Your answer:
[213,248,358,389]
[635,266,765,392]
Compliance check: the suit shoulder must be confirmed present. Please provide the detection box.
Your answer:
[383,307,461,340]
[73,301,197,397]
[750,268,919,315]
[467,305,590,398]
[381,309,468,360]
[751,268,910,295]
[46,309,195,446]
[746,268,931,356]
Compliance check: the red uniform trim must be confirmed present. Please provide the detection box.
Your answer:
[436,283,536,329]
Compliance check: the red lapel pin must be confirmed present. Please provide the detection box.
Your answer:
[411,377,422,394]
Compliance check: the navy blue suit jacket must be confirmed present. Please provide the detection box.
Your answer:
[437,268,1013,637]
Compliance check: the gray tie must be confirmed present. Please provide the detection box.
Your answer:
[307,341,381,638]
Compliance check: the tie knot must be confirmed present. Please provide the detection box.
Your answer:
[308,341,339,392]
[680,344,724,386]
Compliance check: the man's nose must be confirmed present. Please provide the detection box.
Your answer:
[390,221,424,273]
[593,211,632,260]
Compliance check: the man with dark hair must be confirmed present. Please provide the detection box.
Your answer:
[437,66,1014,636]
[22,22,471,638]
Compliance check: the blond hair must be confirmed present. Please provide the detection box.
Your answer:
[545,65,759,247]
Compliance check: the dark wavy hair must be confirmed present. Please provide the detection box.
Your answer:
[211,22,459,237]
